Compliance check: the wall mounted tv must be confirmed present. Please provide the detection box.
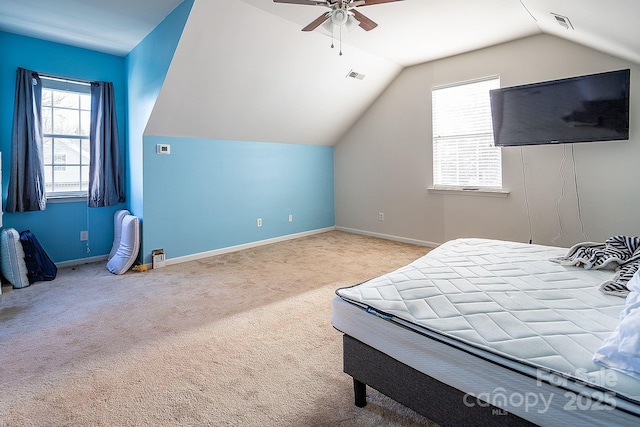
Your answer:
[490,69,630,147]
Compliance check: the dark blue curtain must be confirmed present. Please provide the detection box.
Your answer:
[88,81,124,208]
[6,68,46,213]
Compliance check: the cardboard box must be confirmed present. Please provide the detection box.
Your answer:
[152,249,166,269]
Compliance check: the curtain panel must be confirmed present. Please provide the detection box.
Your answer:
[88,81,125,208]
[6,68,46,213]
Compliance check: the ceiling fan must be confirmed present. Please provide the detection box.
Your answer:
[273,0,403,33]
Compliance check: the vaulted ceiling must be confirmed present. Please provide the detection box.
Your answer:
[1,0,638,146]
[1,0,638,65]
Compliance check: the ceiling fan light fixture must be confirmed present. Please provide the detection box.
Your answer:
[274,0,403,54]
[331,9,348,26]
[274,0,403,34]
[321,18,334,34]
[345,15,358,32]
[322,12,358,35]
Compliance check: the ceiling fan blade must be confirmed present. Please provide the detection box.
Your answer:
[302,13,331,31]
[273,0,327,5]
[357,0,404,5]
[351,9,378,31]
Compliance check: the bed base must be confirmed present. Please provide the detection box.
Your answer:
[343,334,536,426]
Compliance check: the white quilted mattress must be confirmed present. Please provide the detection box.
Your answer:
[334,238,640,422]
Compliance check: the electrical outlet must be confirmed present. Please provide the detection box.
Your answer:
[379,212,384,221]
[80,230,88,241]
[288,214,293,223]
[257,218,262,227]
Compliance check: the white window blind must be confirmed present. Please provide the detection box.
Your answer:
[432,77,501,189]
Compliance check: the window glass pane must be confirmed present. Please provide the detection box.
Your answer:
[54,138,80,165]
[51,89,80,109]
[53,108,80,135]
[80,110,91,136]
[53,154,67,171]
[42,89,53,107]
[41,76,91,196]
[80,94,91,111]
[43,137,53,164]
[80,139,90,166]
[432,77,501,189]
[42,106,53,134]
[44,166,53,192]
[80,166,89,191]
[53,166,81,192]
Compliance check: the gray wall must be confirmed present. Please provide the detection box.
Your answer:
[335,34,640,248]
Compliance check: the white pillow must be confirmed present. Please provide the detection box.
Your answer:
[593,270,640,379]
[108,209,130,261]
[0,228,30,289]
[106,215,140,275]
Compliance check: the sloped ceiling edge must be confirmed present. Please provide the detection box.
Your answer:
[145,0,402,146]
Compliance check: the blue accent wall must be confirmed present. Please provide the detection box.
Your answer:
[0,31,126,263]
[142,136,335,262]
[125,0,194,222]
[0,0,336,266]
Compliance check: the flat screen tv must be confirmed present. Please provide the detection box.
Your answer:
[490,69,630,147]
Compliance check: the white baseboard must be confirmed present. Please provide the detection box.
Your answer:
[55,227,435,269]
[164,227,337,267]
[335,226,440,248]
[56,254,108,268]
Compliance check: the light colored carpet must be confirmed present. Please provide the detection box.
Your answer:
[0,231,438,426]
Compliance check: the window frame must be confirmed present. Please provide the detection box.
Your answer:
[41,76,92,199]
[431,76,503,192]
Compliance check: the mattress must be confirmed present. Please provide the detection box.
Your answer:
[332,238,640,425]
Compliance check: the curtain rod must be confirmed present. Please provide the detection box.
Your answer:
[38,72,94,85]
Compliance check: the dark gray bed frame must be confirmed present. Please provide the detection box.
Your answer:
[343,334,536,426]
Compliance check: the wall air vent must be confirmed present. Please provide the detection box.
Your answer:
[346,70,365,80]
[551,13,574,30]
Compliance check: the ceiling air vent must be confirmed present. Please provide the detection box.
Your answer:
[551,13,574,30]
[346,70,365,80]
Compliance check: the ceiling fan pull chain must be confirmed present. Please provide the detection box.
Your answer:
[339,25,343,56]
[331,26,335,49]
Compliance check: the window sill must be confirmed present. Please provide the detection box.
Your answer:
[46,195,88,204]
[427,187,509,198]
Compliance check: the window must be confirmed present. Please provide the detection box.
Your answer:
[53,154,67,171]
[432,77,501,189]
[41,77,91,196]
